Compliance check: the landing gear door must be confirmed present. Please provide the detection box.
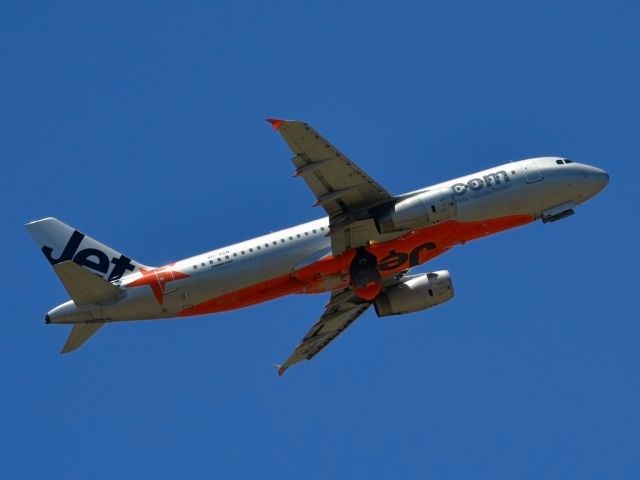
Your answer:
[523,159,543,183]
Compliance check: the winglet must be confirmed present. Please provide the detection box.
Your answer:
[266,118,285,132]
[272,363,287,376]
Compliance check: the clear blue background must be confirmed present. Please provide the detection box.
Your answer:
[2,1,638,478]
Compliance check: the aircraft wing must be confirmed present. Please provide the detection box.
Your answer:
[268,119,396,255]
[277,288,371,376]
[268,119,392,217]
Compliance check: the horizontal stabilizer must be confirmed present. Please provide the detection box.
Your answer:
[62,323,104,353]
[54,261,122,306]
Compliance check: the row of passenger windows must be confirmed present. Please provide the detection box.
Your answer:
[192,226,327,269]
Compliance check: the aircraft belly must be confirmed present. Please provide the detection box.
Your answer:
[48,288,170,324]
[176,236,331,315]
[104,289,171,321]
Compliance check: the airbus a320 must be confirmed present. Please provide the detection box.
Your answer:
[27,119,609,375]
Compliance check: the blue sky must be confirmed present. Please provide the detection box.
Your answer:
[2,1,639,478]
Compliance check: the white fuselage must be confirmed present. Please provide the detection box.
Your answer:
[47,156,608,325]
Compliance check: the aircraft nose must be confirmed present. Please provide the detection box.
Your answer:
[576,164,609,201]
[597,169,609,190]
[588,166,609,193]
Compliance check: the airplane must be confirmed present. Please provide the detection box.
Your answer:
[26,119,609,375]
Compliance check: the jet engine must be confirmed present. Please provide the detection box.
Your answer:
[374,271,454,317]
[376,188,457,234]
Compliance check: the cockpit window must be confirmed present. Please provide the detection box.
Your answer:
[556,158,575,165]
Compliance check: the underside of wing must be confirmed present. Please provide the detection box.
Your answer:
[268,119,392,217]
[61,323,104,353]
[268,119,402,255]
[277,289,371,376]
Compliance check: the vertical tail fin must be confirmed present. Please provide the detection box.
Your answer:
[25,217,148,282]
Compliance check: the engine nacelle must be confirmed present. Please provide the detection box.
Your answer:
[377,188,457,234]
[374,271,454,317]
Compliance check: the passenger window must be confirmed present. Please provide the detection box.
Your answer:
[272,241,277,245]
[201,262,205,267]
[233,253,237,257]
[225,255,229,259]
[305,232,309,236]
[209,260,213,264]
[313,229,317,233]
[264,243,269,248]
[193,265,197,269]
[288,236,293,240]
[249,248,253,252]
[297,234,301,238]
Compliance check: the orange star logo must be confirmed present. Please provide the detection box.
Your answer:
[126,265,190,305]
